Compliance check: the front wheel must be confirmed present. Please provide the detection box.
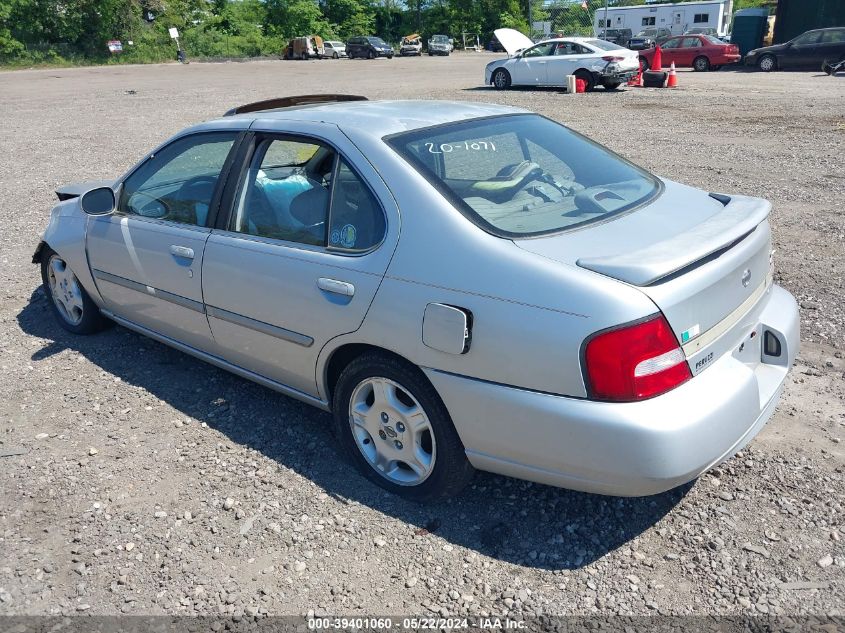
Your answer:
[367,50,375,60]
[492,68,511,89]
[41,248,110,335]
[758,54,776,72]
[332,353,474,501]
[693,56,710,72]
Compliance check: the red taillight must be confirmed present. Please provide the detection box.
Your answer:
[602,55,625,62]
[584,315,692,402]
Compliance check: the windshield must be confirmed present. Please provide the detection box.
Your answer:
[586,39,624,50]
[368,37,387,45]
[636,30,656,37]
[431,35,449,43]
[386,114,660,238]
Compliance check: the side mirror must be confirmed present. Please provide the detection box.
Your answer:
[80,186,116,216]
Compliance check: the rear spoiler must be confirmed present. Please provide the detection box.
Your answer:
[55,179,114,202]
[576,194,771,286]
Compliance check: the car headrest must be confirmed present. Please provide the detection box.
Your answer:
[289,185,329,226]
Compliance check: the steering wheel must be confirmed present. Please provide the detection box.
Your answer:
[127,191,170,219]
[177,176,218,202]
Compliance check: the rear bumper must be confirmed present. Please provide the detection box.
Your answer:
[425,284,799,496]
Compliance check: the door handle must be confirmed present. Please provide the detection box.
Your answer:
[170,245,194,259]
[317,278,355,297]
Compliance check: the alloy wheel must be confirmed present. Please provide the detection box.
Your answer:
[47,255,84,325]
[348,377,436,486]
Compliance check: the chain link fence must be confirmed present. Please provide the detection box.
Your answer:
[528,0,611,40]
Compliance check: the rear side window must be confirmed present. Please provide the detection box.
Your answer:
[822,30,845,44]
[386,114,659,238]
[231,137,385,251]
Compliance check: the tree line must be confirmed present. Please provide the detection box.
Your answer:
[0,0,770,65]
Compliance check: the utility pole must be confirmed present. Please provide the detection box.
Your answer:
[603,0,609,36]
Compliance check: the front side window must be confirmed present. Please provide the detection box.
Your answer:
[523,42,556,57]
[232,137,384,251]
[793,31,821,46]
[120,132,237,226]
[661,38,682,49]
[387,114,659,238]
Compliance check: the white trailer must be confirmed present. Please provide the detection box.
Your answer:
[595,1,733,37]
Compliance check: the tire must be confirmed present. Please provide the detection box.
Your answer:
[604,81,622,90]
[40,247,109,335]
[332,352,475,501]
[574,69,596,92]
[491,68,511,89]
[640,57,650,72]
[758,54,776,72]
[693,56,710,72]
[428,52,433,56]
[333,52,339,59]
[367,50,375,60]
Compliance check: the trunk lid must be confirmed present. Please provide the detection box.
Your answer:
[515,180,773,364]
[494,28,535,57]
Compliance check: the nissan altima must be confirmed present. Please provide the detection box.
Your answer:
[33,95,799,501]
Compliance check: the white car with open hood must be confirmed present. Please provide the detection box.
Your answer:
[486,28,640,91]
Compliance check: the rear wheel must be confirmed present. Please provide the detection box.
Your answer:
[574,69,596,92]
[693,55,710,72]
[758,54,776,72]
[604,81,622,90]
[640,57,650,71]
[492,68,511,89]
[41,248,109,335]
[332,353,474,501]
[333,52,339,59]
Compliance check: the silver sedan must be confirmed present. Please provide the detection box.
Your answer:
[33,95,799,501]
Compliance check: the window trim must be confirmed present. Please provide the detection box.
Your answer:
[115,130,244,229]
[383,113,664,240]
[218,131,388,257]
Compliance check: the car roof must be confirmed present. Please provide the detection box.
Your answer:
[203,100,529,138]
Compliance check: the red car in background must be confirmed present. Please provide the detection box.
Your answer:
[640,34,741,72]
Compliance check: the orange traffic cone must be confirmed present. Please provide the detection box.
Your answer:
[652,45,663,72]
[667,62,678,87]
[628,58,643,86]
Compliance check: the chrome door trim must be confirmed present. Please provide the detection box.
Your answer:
[206,305,314,348]
[101,310,330,411]
[92,269,206,314]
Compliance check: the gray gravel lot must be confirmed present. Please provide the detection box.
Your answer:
[0,55,843,619]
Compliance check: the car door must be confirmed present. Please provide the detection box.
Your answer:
[658,37,683,66]
[201,122,399,398]
[819,29,845,65]
[512,42,556,85]
[678,36,703,66]
[782,30,822,68]
[87,130,241,351]
[548,41,589,83]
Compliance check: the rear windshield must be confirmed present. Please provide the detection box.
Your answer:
[586,39,625,50]
[386,114,660,238]
[703,34,724,44]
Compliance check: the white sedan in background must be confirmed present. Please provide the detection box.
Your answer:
[486,28,640,91]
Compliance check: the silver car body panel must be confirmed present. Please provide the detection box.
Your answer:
[35,100,801,496]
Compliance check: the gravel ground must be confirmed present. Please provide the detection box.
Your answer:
[0,55,843,620]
